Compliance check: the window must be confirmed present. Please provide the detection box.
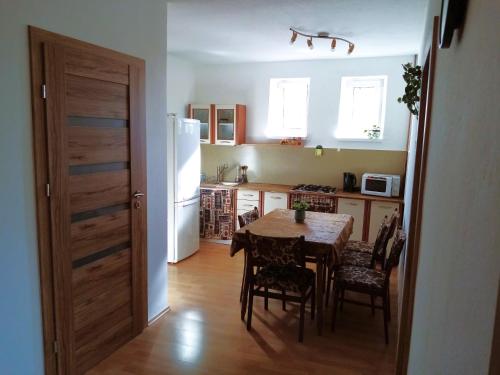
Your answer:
[267,78,310,138]
[336,76,388,140]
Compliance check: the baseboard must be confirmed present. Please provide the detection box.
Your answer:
[148,306,171,326]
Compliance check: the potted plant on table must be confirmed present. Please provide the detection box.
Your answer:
[292,200,309,223]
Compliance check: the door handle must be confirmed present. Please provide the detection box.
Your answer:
[133,191,145,198]
[133,191,144,209]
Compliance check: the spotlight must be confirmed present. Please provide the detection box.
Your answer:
[307,37,314,50]
[330,38,337,51]
[348,43,355,54]
[290,31,298,44]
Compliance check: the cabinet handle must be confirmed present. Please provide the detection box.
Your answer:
[270,196,283,200]
[348,202,359,206]
[378,205,394,209]
[243,194,255,197]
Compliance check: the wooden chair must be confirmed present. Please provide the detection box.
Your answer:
[343,209,400,269]
[325,216,390,307]
[238,207,260,301]
[245,231,315,342]
[331,229,406,344]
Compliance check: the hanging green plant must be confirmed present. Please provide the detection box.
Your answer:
[397,63,422,116]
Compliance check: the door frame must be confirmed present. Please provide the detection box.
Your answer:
[29,26,148,375]
[395,16,439,374]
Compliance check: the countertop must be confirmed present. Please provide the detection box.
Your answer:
[201,183,403,203]
[335,190,404,204]
[201,182,293,193]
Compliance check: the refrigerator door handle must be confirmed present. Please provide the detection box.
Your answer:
[181,200,199,207]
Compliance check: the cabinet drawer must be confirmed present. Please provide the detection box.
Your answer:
[337,198,365,241]
[237,202,259,212]
[263,192,288,215]
[237,189,259,201]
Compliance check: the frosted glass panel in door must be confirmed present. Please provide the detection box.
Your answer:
[217,109,235,141]
[193,108,210,141]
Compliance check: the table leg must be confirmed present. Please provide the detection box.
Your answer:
[316,255,325,335]
[241,250,250,321]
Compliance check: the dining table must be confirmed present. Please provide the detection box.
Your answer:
[230,208,354,335]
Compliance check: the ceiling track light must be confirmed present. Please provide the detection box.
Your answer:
[307,37,314,49]
[330,38,337,51]
[289,27,355,54]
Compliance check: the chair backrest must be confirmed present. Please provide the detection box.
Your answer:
[383,229,406,286]
[245,230,305,267]
[373,215,390,257]
[238,207,259,228]
[376,209,400,262]
[386,208,400,241]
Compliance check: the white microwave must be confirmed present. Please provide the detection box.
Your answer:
[361,173,401,197]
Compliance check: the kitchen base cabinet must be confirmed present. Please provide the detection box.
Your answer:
[263,192,288,215]
[200,188,235,240]
[236,189,260,229]
[337,198,365,241]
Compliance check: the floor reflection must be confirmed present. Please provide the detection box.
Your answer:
[176,310,203,362]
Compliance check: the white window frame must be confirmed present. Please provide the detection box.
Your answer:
[266,78,310,139]
[335,75,388,141]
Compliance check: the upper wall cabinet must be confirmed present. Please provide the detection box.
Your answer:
[215,104,246,146]
[188,104,214,144]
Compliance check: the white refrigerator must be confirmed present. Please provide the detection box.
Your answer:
[169,117,201,263]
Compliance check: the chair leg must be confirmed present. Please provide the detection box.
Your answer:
[387,288,391,322]
[311,280,316,321]
[371,296,376,316]
[240,256,247,302]
[247,283,254,331]
[331,286,339,332]
[264,287,269,310]
[383,295,389,345]
[282,290,286,311]
[325,268,332,307]
[299,295,306,343]
[340,288,345,312]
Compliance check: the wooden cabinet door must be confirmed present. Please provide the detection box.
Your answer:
[214,104,246,145]
[263,192,288,215]
[189,104,214,144]
[369,201,400,249]
[37,35,147,375]
[337,198,365,241]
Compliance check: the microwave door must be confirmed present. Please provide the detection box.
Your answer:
[365,176,392,197]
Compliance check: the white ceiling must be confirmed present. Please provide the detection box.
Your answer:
[167,0,428,64]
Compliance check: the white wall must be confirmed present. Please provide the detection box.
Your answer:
[0,1,169,373]
[192,56,412,150]
[407,0,500,373]
[167,53,196,117]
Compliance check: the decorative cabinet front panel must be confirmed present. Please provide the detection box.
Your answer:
[200,188,235,240]
[337,198,365,241]
[289,192,336,213]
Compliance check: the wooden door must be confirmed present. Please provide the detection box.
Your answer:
[30,27,147,375]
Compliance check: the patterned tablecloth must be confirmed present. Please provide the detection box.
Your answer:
[230,209,354,267]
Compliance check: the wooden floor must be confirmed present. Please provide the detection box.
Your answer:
[89,241,397,374]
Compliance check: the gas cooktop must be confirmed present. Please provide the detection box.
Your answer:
[291,184,337,194]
